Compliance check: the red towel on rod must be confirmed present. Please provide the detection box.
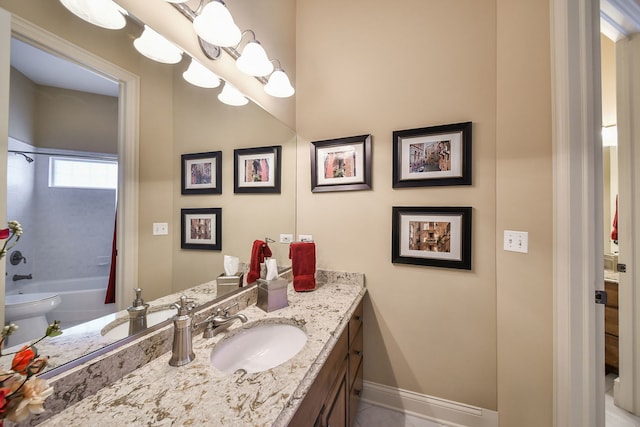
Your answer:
[247,240,272,284]
[611,194,618,242]
[289,242,316,292]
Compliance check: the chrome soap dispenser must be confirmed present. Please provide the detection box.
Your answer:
[169,295,196,367]
[127,288,149,336]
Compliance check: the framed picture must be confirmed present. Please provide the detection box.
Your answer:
[310,134,372,192]
[181,151,222,195]
[393,122,472,188]
[234,146,281,194]
[181,208,222,250]
[392,206,472,270]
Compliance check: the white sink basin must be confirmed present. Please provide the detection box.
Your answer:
[210,323,307,374]
[101,308,175,340]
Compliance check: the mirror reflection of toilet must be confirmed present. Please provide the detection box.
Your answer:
[4,293,61,347]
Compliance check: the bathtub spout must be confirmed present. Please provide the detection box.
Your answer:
[13,274,32,282]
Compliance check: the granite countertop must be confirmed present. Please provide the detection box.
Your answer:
[38,277,366,426]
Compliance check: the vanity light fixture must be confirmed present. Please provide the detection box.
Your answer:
[218,82,248,106]
[235,31,274,77]
[193,0,242,48]
[183,57,221,88]
[59,0,126,30]
[134,25,183,64]
[264,60,295,98]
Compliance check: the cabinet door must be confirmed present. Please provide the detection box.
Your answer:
[324,363,348,427]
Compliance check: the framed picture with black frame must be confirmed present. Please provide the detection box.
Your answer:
[393,122,472,188]
[310,134,372,192]
[181,151,222,195]
[233,146,282,194]
[392,206,472,270]
[181,208,222,251]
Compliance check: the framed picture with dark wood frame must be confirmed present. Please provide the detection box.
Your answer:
[181,208,222,251]
[310,134,372,192]
[181,151,222,195]
[234,146,281,194]
[393,122,472,188]
[392,206,472,270]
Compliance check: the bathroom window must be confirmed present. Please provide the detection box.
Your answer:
[49,157,118,190]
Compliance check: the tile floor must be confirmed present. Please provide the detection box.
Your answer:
[354,376,640,427]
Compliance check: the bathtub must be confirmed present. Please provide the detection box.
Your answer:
[7,276,116,327]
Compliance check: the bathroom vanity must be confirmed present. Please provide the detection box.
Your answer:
[604,272,619,374]
[31,271,365,426]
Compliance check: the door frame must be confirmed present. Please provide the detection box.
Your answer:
[551,0,606,426]
[0,11,140,313]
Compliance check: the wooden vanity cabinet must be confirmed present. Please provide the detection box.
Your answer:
[604,280,619,374]
[289,300,364,427]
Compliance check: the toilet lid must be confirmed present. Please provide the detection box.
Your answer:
[5,292,60,306]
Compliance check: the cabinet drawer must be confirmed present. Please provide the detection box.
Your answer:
[349,324,363,391]
[349,301,363,345]
[605,281,618,308]
[605,333,619,370]
[605,306,618,336]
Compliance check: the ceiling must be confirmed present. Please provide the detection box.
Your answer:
[10,37,119,97]
[601,0,640,41]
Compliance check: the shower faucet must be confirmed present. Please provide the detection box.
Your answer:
[9,251,27,265]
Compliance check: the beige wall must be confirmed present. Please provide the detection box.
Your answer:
[296,0,553,424]
[8,67,35,144]
[495,0,552,425]
[35,86,118,153]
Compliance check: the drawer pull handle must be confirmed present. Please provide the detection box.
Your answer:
[353,350,362,357]
[354,389,362,397]
[354,315,361,321]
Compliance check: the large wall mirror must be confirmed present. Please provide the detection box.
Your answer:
[0,0,296,373]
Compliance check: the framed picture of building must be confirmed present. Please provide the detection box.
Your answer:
[181,151,222,195]
[310,134,372,192]
[392,122,472,188]
[181,208,222,250]
[234,146,281,194]
[392,206,472,270]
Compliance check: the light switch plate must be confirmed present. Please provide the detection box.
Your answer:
[153,222,169,236]
[298,234,313,242]
[504,230,528,253]
[280,234,293,244]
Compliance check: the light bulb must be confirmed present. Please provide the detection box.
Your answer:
[59,0,126,30]
[218,82,248,106]
[265,69,295,98]
[133,25,182,64]
[193,1,241,47]
[183,58,221,88]
[236,41,274,77]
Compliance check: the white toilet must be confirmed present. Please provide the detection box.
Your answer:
[4,293,62,347]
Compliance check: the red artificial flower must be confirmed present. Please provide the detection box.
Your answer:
[10,346,35,375]
[0,386,11,414]
[0,229,9,240]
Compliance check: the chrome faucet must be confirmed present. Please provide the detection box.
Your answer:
[12,274,32,282]
[168,295,196,367]
[198,303,248,338]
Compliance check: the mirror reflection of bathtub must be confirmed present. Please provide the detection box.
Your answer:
[5,276,115,346]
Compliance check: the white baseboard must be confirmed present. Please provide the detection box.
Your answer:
[361,381,498,427]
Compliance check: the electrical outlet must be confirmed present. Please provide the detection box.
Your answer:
[504,230,528,253]
[298,234,313,242]
[153,222,169,236]
[280,234,293,244]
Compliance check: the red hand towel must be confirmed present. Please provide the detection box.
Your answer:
[247,240,272,284]
[611,195,618,242]
[289,242,316,292]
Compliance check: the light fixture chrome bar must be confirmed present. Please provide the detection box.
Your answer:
[169,2,268,83]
